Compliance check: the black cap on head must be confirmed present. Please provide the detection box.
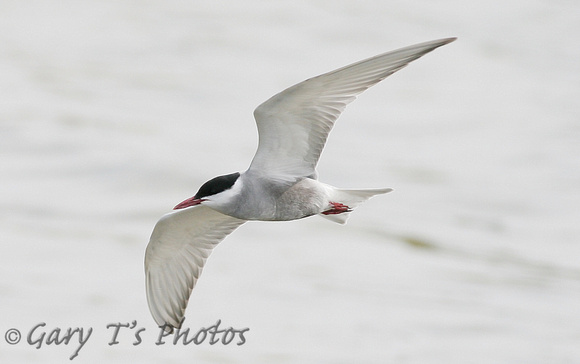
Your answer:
[195,172,240,199]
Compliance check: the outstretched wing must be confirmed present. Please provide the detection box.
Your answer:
[145,205,246,332]
[248,38,456,181]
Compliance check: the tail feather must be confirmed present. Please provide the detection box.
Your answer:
[320,187,392,224]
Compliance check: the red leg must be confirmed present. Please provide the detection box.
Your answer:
[322,202,352,215]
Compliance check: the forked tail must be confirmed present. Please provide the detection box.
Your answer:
[320,187,393,224]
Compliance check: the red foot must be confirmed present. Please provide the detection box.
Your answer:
[322,202,352,215]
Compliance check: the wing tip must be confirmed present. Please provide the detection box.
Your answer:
[424,37,457,48]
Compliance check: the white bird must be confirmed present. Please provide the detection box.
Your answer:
[145,38,456,332]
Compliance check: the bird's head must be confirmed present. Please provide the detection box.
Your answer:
[173,172,241,210]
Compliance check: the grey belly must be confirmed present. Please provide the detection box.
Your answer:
[273,180,326,221]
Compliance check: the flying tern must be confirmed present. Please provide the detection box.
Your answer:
[145,37,456,331]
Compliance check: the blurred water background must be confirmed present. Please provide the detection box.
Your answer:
[1,1,579,363]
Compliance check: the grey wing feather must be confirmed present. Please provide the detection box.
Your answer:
[249,37,456,181]
[145,205,245,332]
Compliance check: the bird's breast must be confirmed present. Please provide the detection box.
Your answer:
[215,175,329,222]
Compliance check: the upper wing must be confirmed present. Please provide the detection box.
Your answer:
[248,38,456,181]
[144,205,246,332]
